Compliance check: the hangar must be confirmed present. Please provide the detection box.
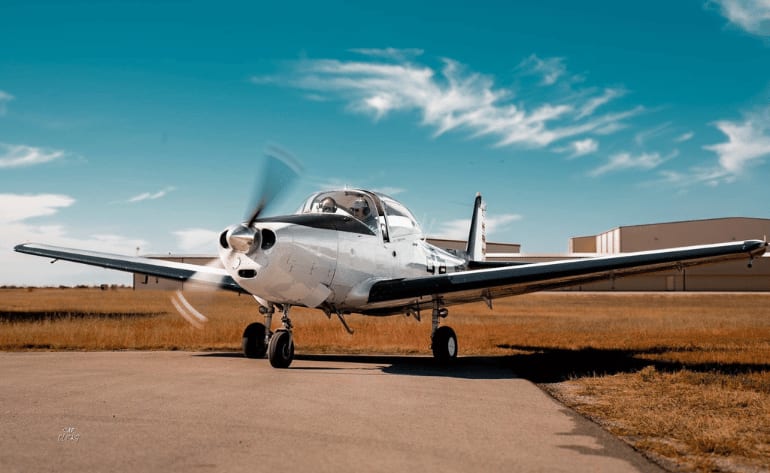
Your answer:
[134,217,770,292]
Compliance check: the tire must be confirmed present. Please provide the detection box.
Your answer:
[267,329,294,368]
[431,326,458,362]
[242,322,268,359]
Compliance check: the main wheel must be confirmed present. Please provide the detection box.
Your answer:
[267,329,294,368]
[242,322,268,358]
[431,326,458,362]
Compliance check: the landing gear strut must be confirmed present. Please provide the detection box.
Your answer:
[267,305,294,368]
[430,299,457,362]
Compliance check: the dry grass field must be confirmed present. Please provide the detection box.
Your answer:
[1,288,769,472]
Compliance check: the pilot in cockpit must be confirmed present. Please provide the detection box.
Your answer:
[350,198,377,231]
[319,197,337,213]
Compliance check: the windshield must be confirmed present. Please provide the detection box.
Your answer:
[377,193,422,239]
[300,190,380,233]
[300,189,423,241]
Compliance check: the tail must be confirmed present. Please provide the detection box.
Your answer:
[466,193,486,262]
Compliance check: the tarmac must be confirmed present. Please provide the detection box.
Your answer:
[0,351,662,472]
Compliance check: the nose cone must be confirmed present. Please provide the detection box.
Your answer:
[226,224,260,253]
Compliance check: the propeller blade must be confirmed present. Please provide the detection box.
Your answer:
[168,259,224,329]
[171,290,209,329]
[245,146,302,226]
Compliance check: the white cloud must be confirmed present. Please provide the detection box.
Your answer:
[575,88,625,120]
[713,0,770,36]
[435,213,522,240]
[567,138,599,158]
[275,52,637,151]
[173,228,220,252]
[634,122,672,146]
[590,151,667,177]
[0,143,66,168]
[0,193,75,223]
[649,108,770,188]
[127,186,175,203]
[518,54,566,85]
[704,109,770,174]
[1,193,147,286]
[675,131,694,142]
[0,90,13,115]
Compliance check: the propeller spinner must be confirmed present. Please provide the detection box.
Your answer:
[170,146,301,327]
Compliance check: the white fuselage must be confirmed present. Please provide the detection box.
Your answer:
[218,220,465,312]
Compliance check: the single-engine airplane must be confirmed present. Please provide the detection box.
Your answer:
[14,157,768,368]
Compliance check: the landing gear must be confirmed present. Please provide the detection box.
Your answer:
[242,322,268,358]
[242,303,295,368]
[432,326,457,362]
[267,305,295,368]
[268,329,294,368]
[430,299,457,363]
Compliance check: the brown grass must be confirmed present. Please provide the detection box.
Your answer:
[2,288,769,472]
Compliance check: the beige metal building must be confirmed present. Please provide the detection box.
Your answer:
[134,218,770,291]
[564,217,770,291]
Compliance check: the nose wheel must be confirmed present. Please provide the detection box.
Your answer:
[242,322,268,358]
[242,303,296,368]
[268,329,294,368]
[267,304,295,368]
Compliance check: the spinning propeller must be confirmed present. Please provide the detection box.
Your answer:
[170,146,301,328]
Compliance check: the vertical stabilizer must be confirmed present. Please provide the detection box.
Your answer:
[466,193,486,262]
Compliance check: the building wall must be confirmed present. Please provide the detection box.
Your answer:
[570,236,596,253]
[607,218,770,253]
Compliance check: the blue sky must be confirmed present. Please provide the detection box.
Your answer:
[2,0,770,285]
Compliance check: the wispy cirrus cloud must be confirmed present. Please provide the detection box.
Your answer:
[0,143,66,168]
[127,186,176,203]
[590,151,673,177]
[712,0,770,37]
[0,90,13,115]
[634,122,672,146]
[675,131,694,142]
[518,54,567,86]
[256,50,638,152]
[575,88,625,120]
[650,107,770,187]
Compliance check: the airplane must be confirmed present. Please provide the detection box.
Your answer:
[13,157,768,368]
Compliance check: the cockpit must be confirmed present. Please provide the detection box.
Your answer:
[299,189,422,241]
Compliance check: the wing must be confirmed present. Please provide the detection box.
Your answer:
[14,243,242,292]
[365,240,767,314]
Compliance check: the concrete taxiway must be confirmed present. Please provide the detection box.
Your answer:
[0,352,661,472]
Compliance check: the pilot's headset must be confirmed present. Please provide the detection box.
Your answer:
[351,198,370,216]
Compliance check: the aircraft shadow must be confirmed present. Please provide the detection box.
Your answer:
[195,346,770,382]
[195,352,516,379]
[495,344,770,383]
[296,354,517,380]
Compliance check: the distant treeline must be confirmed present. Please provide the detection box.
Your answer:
[1,284,131,290]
